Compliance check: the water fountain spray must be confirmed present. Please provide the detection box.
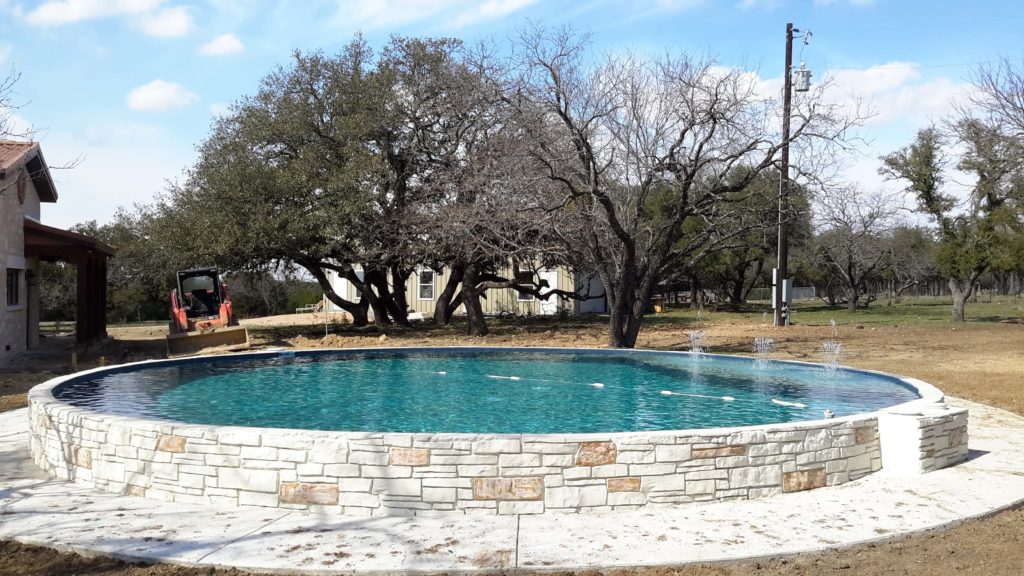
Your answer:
[753,337,775,368]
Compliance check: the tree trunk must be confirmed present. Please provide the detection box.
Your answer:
[461,264,488,336]
[300,262,368,326]
[949,278,972,322]
[390,264,412,324]
[433,264,464,326]
[741,259,765,302]
[366,267,409,327]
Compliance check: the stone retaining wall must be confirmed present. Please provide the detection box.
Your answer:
[28,397,885,516]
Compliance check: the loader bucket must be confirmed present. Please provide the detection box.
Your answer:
[166,326,250,357]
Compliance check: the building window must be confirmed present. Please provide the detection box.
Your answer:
[6,269,21,307]
[353,270,365,303]
[516,271,534,301]
[418,270,435,300]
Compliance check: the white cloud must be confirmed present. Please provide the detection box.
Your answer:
[126,80,199,112]
[138,6,192,37]
[824,63,970,126]
[209,102,229,116]
[452,0,535,28]
[334,0,460,29]
[25,0,162,26]
[199,33,245,56]
[0,44,11,64]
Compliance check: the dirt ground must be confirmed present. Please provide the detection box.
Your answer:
[1,309,1022,575]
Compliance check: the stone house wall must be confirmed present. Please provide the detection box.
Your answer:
[1,170,41,363]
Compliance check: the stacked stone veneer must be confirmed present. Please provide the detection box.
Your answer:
[878,408,969,475]
[29,396,888,516]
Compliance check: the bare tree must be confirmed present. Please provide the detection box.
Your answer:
[811,187,899,312]
[511,26,859,347]
[883,225,939,302]
[970,59,1024,138]
[0,67,30,139]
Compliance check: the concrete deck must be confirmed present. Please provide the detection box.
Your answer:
[2,398,1023,574]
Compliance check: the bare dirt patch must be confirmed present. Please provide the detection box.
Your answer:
[2,309,1023,575]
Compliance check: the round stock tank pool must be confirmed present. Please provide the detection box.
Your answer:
[28,347,954,516]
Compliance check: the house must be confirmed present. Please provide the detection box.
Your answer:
[323,265,607,320]
[0,141,113,363]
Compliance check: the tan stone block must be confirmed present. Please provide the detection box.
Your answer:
[391,448,430,466]
[854,426,874,445]
[472,477,544,500]
[73,447,92,469]
[782,468,827,493]
[125,485,146,497]
[280,482,340,505]
[575,441,616,466]
[691,445,746,459]
[157,435,187,453]
[607,477,640,492]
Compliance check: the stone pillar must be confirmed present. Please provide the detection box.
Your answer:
[878,404,969,475]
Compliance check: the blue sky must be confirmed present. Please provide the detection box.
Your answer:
[3,0,1024,228]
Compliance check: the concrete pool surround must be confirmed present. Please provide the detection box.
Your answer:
[27,347,969,516]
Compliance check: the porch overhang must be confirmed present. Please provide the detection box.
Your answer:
[24,219,115,345]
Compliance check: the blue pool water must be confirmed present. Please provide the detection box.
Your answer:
[54,348,920,434]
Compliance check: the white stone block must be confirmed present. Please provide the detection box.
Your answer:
[361,465,411,478]
[372,478,421,496]
[474,439,521,454]
[545,485,607,508]
[607,492,645,506]
[350,450,390,465]
[655,445,692,462]
[456,465,497,477]
[219,468,279,493]
[218,430,261,446]
[641,474,686,493]
[542,454,575,467]
[323,464,360,477]
[498,501,545,515]
[308,442,349,464]
[499,453,542,467]
[422,487,457,503]
[727,465,781,488]
[591,464,630,478]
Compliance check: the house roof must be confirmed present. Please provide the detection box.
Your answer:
[0,140,57,202]
[24,219,115,258]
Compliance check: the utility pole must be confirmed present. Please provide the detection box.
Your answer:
[774,22,797,327]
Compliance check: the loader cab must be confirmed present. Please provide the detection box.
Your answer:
[176,268,225,319]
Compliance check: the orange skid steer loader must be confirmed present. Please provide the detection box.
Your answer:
[167,268,249,356]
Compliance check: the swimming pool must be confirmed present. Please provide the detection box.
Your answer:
[28,347,964,516]
[53,348,920,433]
